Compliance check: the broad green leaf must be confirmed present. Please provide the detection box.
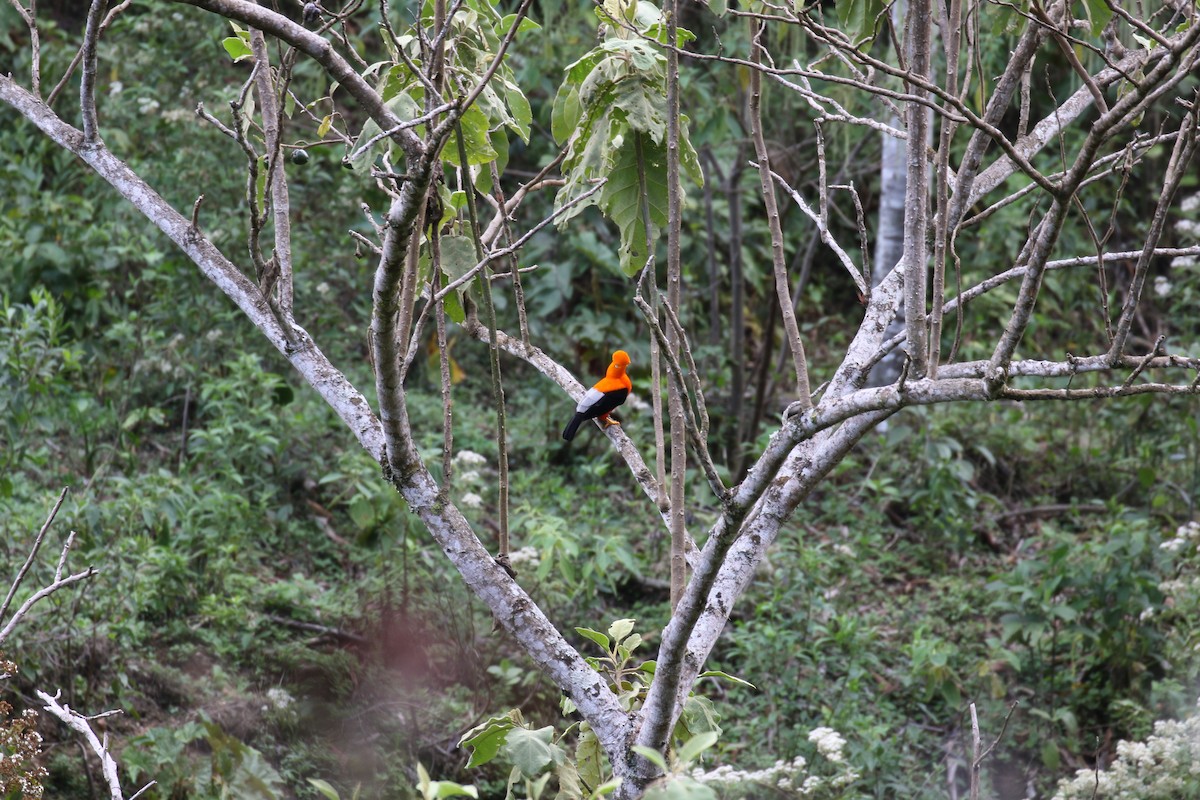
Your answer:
[600,132,668,275]
[441,289,465,324]
[676,731,718,765]
[835,0,886,45]
[598,38,664,74]
[552,85,583,145]
[607,618,636,643]
[576,729,602,791]
[679,695,722,739]
[642,777,717,800]
[1082,0,1113,33]
[575,627,610,650]
[564,49,606,87]
[501,726,556,776]
[440,235,479,284]
[444,105,499,167]
[458,712,519,768]
[431,781,478,799]
[349,91,422,165]
[630,746,668,771]
[504,82,533,143]
[500,13,542,34]
[610,78,666,142]
[555,762,583,800]
[222,36,254,63]
[348,495,376,530]
[308,779,341,800]
[590,779,622,798]
[528,773,552,800]
[439,231,478,325]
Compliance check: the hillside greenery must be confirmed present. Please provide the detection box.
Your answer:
[3,0,1200,798]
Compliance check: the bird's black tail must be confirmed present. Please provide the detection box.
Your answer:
[562,413,585,441]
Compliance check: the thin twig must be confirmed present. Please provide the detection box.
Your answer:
[0,487,68,624]
[46,0,132,107]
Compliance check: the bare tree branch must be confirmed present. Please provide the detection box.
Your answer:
[749,19,812,407]
[36,690,155,800]
[80,0,108,144]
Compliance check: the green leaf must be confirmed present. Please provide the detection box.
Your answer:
[1041,740,1061,770]
[440,235,480,285]
[349,91,422,165]
[631,746,668,771]
[696,670,755,689]
[676,731,718,765]
[308,779,342,800]
[432,781,478,799]
[575,627,611,651]
[1082,0,1113,33]
[499,13,542,34]
[679,695,722,739]
[504,82,533,143]
[459,713,518,769]
[835,0,886,45]
[552,85,582,145]
[607,618,636,644]
[600,132,668,275]
[642,777,717,800]
[444,105,498,168]
[576,729,602,792]
[348,495,376,531]
[502,726,556,776]
[254,155,268,214]
[222,36,254,63]
[590,779,622,798]
[554,763,582,800]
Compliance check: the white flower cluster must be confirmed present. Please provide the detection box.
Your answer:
[1169,193,1200,269]
[454,450,488,486]
[265,687,294,711]
[691,729,859,798]
[508,546,541,568]
[1052,698,1200,800]
[808,727,847,763]
[1160,521,1200,554]
[691,756,809,790]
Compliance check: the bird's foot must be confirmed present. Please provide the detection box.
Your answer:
[600,416,621,428]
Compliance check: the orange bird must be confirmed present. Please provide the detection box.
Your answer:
[563,350,632,441]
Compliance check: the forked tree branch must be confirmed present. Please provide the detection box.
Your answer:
[36,690,155,800]
[0,489,98,648]
[176,0,424,158]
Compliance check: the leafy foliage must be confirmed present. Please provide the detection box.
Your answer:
[552,0,701,274]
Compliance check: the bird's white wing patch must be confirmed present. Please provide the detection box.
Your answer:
[576,387,605,413]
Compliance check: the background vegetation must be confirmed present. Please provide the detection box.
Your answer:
[3,0,1200,798]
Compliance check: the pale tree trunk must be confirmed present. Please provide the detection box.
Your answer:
[869,0,908,389]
